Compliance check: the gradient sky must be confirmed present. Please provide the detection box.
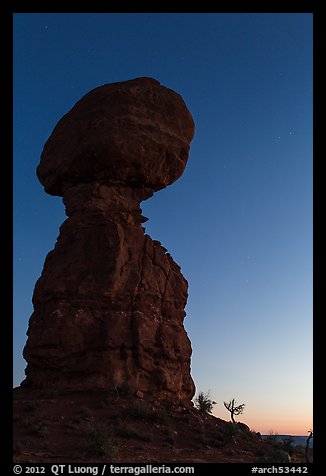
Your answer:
[13,13,313,435]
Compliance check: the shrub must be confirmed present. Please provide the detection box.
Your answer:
[116,425,152,442]
[86,423,118,458]
[44,388,59,398]
[80,406,92,418]
[164,429,175,445]
[117,382,135,397]
[264,448,291,463]
[266,430,278,441]
[195,434,207,446]
[24,417,48,438]
[13,443,22,454]
[281,436,295,456]
[108,409,121,421]
[151,409,167,424]
[254,448,265,457]
[116,425,137,439]
[24,401,38,412]
[63,419,78,430]
[128,401,149,420]
[100,396,111,408]
[194,391,216,414]
[221,422,240,444]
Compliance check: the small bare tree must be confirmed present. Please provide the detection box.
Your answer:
[223,398,245,423]
[305,429,313,463]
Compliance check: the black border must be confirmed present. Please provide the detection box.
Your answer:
[1,1,14,469]
[5,0,319,470]
[3,1,319,14]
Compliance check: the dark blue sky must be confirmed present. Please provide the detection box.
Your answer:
[14,13,312,434]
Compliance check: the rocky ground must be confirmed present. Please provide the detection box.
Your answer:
[13,388,309,464]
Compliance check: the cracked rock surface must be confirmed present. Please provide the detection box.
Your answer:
[22,77,195,405]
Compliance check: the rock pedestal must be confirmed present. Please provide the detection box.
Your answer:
[22,77,195,405]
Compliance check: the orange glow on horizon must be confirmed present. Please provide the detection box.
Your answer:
[212,410,313,436]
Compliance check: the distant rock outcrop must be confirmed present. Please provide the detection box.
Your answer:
[22,77,195,405]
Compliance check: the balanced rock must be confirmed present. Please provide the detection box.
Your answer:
[22,77,195,405]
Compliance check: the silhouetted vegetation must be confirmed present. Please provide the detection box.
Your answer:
[86,423,118,457]
[221,422,240,444]
[24,401,38,412]
[223,398,245,423]
[13,443,22,454]
[261,432,295,463]
[128,401,150,420]
[164,428,176,445]
[151,408,167,423]
[23,416,49,438]
[118,382,135,396]
[266,430,278,441]
[264,448,291,463]
[79,406,92,418]
[194,391,216,414]
[281,436,295,456]
[306,429,313,463]
[116,425,152,442]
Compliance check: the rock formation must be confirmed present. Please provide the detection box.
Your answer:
[22,77,195,405]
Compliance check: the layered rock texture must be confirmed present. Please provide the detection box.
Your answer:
[22,77,195,405]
